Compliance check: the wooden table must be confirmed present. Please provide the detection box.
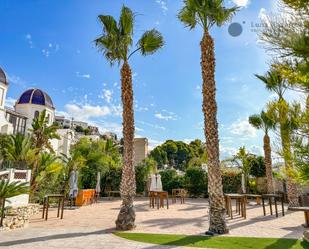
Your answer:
[172,189,186,204]
[108,191,120,200]
[262,194,285,217]
[149,191,169,209]
[42,194,64,221]
[224,194,246,219]
[244,194,262,205]
[288,207,309,227]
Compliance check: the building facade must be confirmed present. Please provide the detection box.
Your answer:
[134,137,148,165]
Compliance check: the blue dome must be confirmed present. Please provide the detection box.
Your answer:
[0,67,7,85]
[17,88,54,109]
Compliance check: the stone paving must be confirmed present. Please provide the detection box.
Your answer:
[0,198,308,248]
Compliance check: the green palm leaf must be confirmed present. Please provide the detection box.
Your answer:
[138,29,164,56]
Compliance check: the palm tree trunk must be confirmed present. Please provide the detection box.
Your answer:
[264,134,274,193]
[201,31,228,234]
[115,61,136,230]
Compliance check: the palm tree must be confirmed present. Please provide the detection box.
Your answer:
[5,134,36,170]
[0,180,29,227]
[249,111,275,193]
[256,69,300,206]
[95,6,164,230]
[178,0,238,234]
[29,110,60,190]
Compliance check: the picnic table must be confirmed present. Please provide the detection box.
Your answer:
[149,191,169,209]
[172,188,186,204]
[288,207,309,227]
[244,194,262,205]
[224,193,246,219]
[42,194,65,221]
[262,194,285,217]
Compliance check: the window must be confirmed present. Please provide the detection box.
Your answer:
[34,111,39,118]
[47,114,50,124]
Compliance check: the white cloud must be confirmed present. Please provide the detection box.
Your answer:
[156,0,168,14]
[7,74,27,88]
[220,145,238,158]
[64,103,111,121]
[5,97,16,108]
[228,118,257,138]
[155,113,176,121]
[258,8,271,26]
[148,139,163,150]
[154,110,177,121]
[25,33,33,48]
[42,49,50,57]
[76,72,90,79]
[100,89,113,103]
[231,0,250,7]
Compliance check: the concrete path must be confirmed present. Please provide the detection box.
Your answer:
[0,198,307,249]
[0,227,195,249]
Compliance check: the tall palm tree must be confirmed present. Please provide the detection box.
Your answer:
[95,6,164,230]
[249,111,276,193]
[178,0,238,234]
[256,69,300,206]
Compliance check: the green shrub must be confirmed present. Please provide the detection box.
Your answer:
[221,168,242,193]
[159,169,177,193]
[184,167,207,197]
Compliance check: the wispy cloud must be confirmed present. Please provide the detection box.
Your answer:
[231,0,250,7]
[137,120,166,131]
[156,0,168,15]
[154,110,177,121]
[5,97,16,108]
[76,72,91,79]
[25,33,34,48]
[99,89,113,103]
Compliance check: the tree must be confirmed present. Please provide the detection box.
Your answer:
[178,0,238,234]
[249,110,275,193]
[4,134,36,170]
[29,110,60,190]
[95,6,163,230]
[257,69,300,206]
[0,180,29,227]
[259,0,309,92]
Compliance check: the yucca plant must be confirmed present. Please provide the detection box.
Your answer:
[0,180,29,227]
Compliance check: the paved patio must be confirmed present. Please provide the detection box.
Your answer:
[0,198,308,248]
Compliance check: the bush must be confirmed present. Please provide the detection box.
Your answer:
[184,167,207,197]
[159,169,178,193]
[221,168,242,193]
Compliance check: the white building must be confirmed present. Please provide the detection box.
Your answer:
[0,66,73,157]
[0,67,13,134]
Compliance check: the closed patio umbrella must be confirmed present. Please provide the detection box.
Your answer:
[69,170,78,198]
[96,172,101,194]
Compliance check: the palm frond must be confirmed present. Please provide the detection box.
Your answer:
[138,29,164,56]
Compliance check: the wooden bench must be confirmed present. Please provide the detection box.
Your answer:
[288,207,309,227]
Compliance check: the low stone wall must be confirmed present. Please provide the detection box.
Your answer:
[1,204,39,231]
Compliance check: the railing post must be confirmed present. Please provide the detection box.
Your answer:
[8,169,14,183]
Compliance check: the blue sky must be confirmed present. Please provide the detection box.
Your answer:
[0,0,303,158]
